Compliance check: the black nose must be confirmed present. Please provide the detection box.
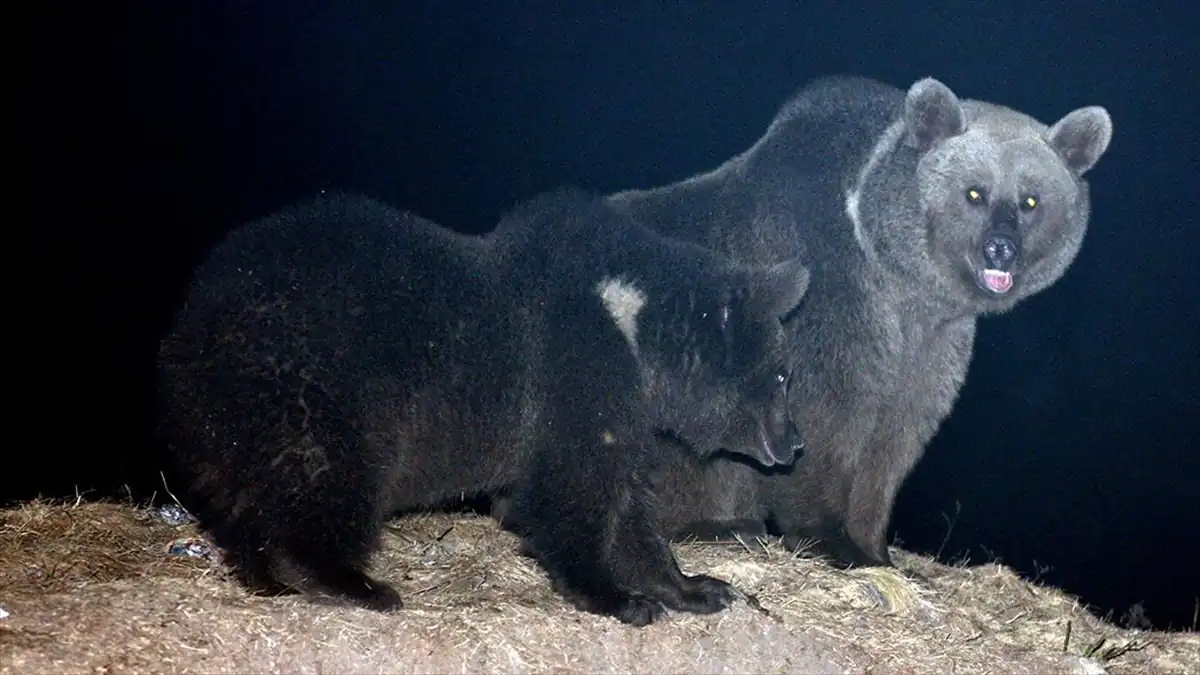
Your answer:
[983,234,1018,271]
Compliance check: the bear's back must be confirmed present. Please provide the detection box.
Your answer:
[755,76,906,184]
[169,193,515,385]
[159,192,547,515]
[490,187,740,304]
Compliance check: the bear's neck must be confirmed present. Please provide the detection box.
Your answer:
[605,150,972,335]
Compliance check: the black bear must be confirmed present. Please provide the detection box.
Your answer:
[157,187,810,625]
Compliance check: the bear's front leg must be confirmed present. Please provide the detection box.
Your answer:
[511,437,736,626]
[610,524,738,617]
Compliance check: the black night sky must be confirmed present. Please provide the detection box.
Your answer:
[38,2,1198,631]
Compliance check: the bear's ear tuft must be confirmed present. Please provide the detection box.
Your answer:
[1045,106,1113,177]
[903,77,966,152]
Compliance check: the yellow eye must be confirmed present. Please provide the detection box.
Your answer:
[1021,195,1039,211]
[965,187,986,205]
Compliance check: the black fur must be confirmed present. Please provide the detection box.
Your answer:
[156,187,810,624]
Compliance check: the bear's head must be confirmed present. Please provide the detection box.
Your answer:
[611,258,811,469]
[859,77,1112,316]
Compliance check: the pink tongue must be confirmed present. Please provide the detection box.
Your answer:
[984,269,1013,293]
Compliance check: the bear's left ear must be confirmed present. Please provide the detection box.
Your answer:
[1045,106,1113,177]
[903,77,967,151]
[720,259,810,333]
[761,259,811,320]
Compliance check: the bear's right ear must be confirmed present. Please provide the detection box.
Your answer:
[756,259,811,320]
[1045,106,1113,177]
[903,77,967,152]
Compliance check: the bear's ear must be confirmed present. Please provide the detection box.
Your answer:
[903,77,966,151]
[755,258,811,320]
[1045,106,1113,177]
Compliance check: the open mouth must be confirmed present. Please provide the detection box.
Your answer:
[977,267,1014,295]
[756,424,787,467]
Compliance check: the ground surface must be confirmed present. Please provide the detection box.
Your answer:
[1,498,1195,674]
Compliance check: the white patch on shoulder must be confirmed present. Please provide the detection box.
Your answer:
[844,120,906,262]
[595,277,647,350]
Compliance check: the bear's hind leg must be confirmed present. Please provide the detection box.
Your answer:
[269,383,405,612]
[294,556,404,611]
[210,518,298,598]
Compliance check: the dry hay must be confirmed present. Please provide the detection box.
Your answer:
[1,497,1196,674]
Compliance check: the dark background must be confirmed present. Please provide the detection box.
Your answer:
[38,2,1197,630]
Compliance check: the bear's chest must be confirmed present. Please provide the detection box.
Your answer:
[860,303,976,403]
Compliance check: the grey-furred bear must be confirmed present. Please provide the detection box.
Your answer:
[601,75,1114,568]
[156,187,811,626]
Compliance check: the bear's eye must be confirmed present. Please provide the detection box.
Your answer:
[965,187,987,206]
[775,371,789,387]
[1020,194,1039,211]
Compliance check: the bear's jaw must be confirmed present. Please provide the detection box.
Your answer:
[979,268,1014,295]
[956,252,1020,304]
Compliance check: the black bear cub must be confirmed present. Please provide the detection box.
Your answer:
[156,187,810,626]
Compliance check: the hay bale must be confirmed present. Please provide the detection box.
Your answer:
[1,498,1195,674]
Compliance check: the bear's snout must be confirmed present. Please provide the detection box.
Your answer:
[982,233,1019,272]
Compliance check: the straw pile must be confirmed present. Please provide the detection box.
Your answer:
[1,497,1195,674]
